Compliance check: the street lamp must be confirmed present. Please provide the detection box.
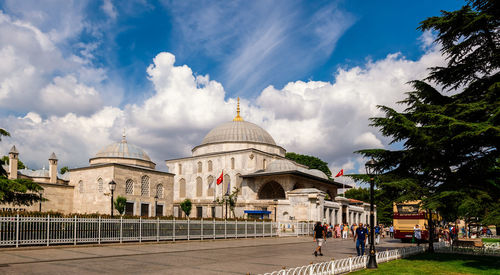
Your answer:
[39,189,44,212]
[224,192,230,219]
[365,159,378,269]
[154,194,158,217]
[109,180,116,218]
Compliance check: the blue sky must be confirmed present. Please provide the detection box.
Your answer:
[0,0,464,182]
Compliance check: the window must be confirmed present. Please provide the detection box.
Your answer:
[141,176,150,196]
[78,180,83,193]
[208,160,213,172]
[125,179,134,194]
[263,159,267,169]
[179,178,186,198]
[196,206,203,218]
[231,158,235,169]
[207,176,214,197]
[156,204,163,217]
[97,178,103,193]
[223,174,231,194]
[125,202,134,216]
[197,161,202,173]
[235,173,242,195]
[178,164,182,175]
[156,184,163,198]
[196,177,203,197]
[141,203,149,217]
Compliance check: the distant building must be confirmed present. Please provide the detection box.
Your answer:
[2,135,174,216]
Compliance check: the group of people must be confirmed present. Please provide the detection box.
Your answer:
[313,222,393,257]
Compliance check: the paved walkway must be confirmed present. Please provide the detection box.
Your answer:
[0,237,413,274]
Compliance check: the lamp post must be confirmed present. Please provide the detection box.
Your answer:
[224,192,229,219]
[109,180,116,218]
[39,189,44,212]
[365,159,378,269]
[154,194,158,217]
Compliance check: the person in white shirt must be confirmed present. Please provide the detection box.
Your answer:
[414,224,422,246]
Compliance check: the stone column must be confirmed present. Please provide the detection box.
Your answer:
[8,145,19,179]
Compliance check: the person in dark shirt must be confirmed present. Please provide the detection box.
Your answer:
[354,223,367,256]
[313,222,326,257]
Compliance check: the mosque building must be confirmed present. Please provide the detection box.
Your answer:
[2,99,373,225]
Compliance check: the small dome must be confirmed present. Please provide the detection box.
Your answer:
[201,120,276,146]
[306,169,329,179]
[95,137,151,162]
[266,159,299,172]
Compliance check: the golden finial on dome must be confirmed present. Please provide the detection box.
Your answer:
[233,97,244,121]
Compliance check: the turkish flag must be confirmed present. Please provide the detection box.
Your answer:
[335,169,344,177]
[216,171,223,185]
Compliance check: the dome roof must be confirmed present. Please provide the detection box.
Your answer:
[95,137,152,162]
[201,120,276,146]
[306,169,329,179]
[266,159,299,172]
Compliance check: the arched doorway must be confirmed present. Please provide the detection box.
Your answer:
[258,181,286,199]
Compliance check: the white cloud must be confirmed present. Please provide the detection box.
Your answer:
[101,0,118,20]
[1,40,445,175]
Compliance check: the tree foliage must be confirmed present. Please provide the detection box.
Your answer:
[114,196,127,215]
[344,186,394,225]
[285,152,332,178]
[180,198,192,218]
[354,0,499,239]
[0,129,43,206]
[59,166,69,174]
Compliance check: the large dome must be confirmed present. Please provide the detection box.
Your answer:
[201,120,276,146]
[90,135,155,169]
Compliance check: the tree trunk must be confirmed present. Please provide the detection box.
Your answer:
[427,209,434,253]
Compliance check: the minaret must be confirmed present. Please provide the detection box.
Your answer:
[8,145,18,179]
[49,152,58,184]
[233,97,244,122]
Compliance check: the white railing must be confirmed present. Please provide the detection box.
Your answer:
[435,241,500,256]
[0,215,313,247]
[262,245,433,275]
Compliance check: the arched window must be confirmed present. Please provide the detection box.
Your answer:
[207,176,214,196]
[235,173,242,195]
[126,179,134,194]
[208,160,213,172]
[156,184,164,198]
[223,174,231,194]
[196,177,203,197]
[178,164,182,175]
[179,178,186,198]
[97,178,103,193]
[231,158,235,169]
[197,161,202,173]
[78,180,83,193]
[258,181,286,199]
[141,175,150,196]
[263,159,267,169]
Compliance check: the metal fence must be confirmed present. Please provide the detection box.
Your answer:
[262,243,446,275]
[0,215,313,247]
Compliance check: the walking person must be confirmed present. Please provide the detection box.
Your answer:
[375,224,381,244]
[336,224,341,238]
[343,224,348,239]
[389,225,394,238]
[313,222,326,257]
[354,223,368,256]
[413,224,422,246]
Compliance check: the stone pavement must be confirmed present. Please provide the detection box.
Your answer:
[0,236,414,274]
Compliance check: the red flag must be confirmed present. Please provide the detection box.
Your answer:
[216,171,223,185]
[335,169,344,177]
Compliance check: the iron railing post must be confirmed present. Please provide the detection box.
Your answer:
[173,218,176,242]
[120,217,123,243]
[73,216,77,245]
[46,214,50,246]
[213,219,215,239]
[157,217,160,242]
[15,214,19,248]
[245,219,248,238]
[98,216,101,245]
[201,218,204,240]
[139,217,142,243]
[224,219,227,239]
[188,219,190,240]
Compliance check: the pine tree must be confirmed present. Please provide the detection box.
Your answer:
[355,0,499,252]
